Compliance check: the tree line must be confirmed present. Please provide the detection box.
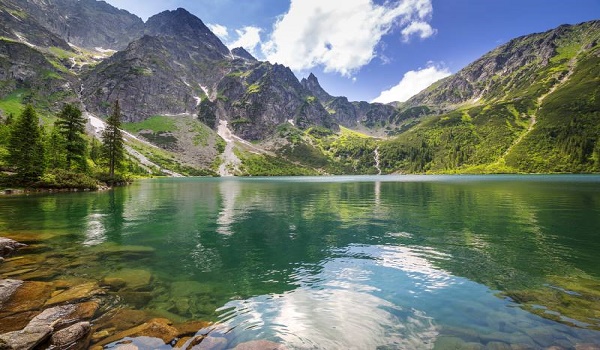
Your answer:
[0,100,130,189]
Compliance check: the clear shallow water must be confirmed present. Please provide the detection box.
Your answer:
[1,175,600,349]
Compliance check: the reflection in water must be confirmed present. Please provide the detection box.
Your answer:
[1,176,600,348]
[83,213,107,246]
[217,179,241,236]
[216,244,441,349]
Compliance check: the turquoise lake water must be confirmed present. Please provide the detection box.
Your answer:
[1,175,600,349]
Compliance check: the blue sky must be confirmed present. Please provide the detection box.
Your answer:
[104,0,599,103]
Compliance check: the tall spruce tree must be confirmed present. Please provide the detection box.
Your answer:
[7,105,45,181]
[55,104,87,170]
[101,100,124,178]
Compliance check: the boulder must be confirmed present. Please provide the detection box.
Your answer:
[50,322,91,348]
[0,325,53,349]
[0,238,26,258]
[0,279,23,308]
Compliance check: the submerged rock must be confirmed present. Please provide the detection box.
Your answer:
[233,340,288,350]
[0,281,53,314]
[95,318,179,347]
[44,282,103,306]
[103,268,153,291]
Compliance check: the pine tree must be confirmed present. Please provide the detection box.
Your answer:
[7,105,45,182]
[45,126,67,169]
[101,100,124,178]
[55,104,87,170]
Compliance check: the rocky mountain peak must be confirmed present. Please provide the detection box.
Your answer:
[231,47,257,61]
[301,72,333,103]
[145,7,229,57]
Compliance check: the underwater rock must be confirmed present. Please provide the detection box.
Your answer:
[0,311,38,333]
[103,269,153,291]
[0,281,53,314]
[233,340,288,350]
[0,237,27,258]
[44,282,103,306]
[433,336,483,349]
[485,341,512,350]
[94,318,179,347]
[50,321,91,348]
[576,345,600,350]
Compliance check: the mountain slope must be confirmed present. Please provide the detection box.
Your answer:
[0,0,144,50]
[380,20,600,173]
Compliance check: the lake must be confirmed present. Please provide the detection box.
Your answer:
[1,175,600,349]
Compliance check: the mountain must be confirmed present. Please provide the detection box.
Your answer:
[377,20,600,173]
[301,73,397,128]
[82,7,341,140]
[0,0,598,176]
[0,0,144,50]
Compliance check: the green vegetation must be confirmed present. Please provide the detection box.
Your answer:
[6,105,45,181]
[238,151,318,176]
[101,101,125,179]
[246,83,261,94]
[0,89,27,117]
[0,103,141,190]
[122,115,177,133]
[55,103,87,169]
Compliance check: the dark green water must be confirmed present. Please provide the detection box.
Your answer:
[1,175,600,349]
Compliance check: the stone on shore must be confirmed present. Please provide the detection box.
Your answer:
[50,321,91,348]
[0,325,53,349]
[0,237,27,258]
[0,279,23,308]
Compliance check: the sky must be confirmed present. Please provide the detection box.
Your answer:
[104,0,600,103]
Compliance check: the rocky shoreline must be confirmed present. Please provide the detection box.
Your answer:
[0,236,287,350]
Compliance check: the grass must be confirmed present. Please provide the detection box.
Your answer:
[246,83,261,94]
[122,116,178,133]
[0,89,27,116]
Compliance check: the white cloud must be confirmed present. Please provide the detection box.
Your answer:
[208,23,229,40]
[373,64,451,103]
[401,21,436,41]
[229,26,263,55]
[262,0,435,76]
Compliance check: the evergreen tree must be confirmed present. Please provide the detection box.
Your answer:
[45,126,67,169]
[55,104,87,170]
[7,105,45,181]
[101,100,124,178]
[89,137,101,165]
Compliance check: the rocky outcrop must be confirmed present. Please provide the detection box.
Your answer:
[301,73,397,128]
[0,0,144,50]
[0,238,26,259]
[232,47,257,61]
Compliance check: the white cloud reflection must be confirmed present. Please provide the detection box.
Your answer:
[215,243,451,348]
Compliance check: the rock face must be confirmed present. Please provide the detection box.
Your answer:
[301,73,397,128]
[0,0,144,50]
